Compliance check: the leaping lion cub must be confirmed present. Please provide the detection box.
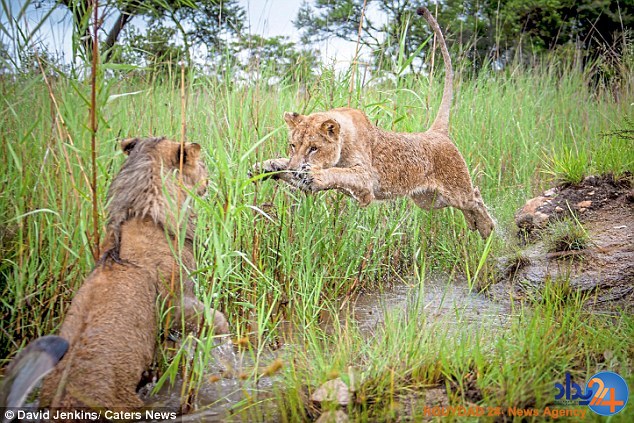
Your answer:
[256,7,494,238]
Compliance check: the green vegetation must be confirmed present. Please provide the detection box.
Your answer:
[276,281,633,421]
[297,0,633,72]
[1,56,632,419]
[543,218,590,253]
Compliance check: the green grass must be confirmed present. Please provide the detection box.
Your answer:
[1,56,633,420]
[543,218,590,253]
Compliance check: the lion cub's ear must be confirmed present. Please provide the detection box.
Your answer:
[320,119,340,139]
[283,112,303,129]
[177,143,202,164]
[186,143,201,161]
[120,138,139,155]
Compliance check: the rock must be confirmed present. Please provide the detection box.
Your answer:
[316,410,349,423]
[555,206,564,213]
[576,200,592,209]
[311,378,351,406]
[521,196,548,213]
[515,196,550,230]
[534,212,550,226]
[543,188,557,197]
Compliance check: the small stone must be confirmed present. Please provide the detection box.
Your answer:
[348,367,359,392]
[583,175,598,185]
[588,191,595,196]
[533,212,550,227]
[515,196,551,230]
[311,378,351,406]
[579,208,587,213]
[316,410,349,423]
[521,196,548,213]
[554,206,564,213]
[576,200,592,209]
[543,188,557,197]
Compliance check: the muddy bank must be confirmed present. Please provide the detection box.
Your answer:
[492,173,633,310]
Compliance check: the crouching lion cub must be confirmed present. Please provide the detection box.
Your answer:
[255,7,494,239]
[1,137,228,415]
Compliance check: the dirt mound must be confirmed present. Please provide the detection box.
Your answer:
[491,173,633,310]
[515,173,632,235]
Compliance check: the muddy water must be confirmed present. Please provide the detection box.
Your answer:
[142,341,280,422]
[145,277,509,421]
[346,277,510,334]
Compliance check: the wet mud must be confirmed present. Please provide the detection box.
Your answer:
[144,276,510,421]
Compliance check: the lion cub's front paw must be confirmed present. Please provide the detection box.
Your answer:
[264,159,289,173]
[251,159,289,180]
[299,169,328,192]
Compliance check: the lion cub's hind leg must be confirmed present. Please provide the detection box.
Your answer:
[470,187,495,238]
[412,186,494,239]
[410,189,448,211]
[442,187,494,239]
[411,190,478,231]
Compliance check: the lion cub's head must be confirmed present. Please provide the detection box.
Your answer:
[283,112,342,172]
[119,137,209,197]
[107,137,208,237]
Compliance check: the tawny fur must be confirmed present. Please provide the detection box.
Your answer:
[39,138,229,413]
[256,7,494,239]
[102,137,206,263]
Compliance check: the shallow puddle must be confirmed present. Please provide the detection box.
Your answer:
[145,277,510,421]
[142,341,280,422]
[340,276,510,334]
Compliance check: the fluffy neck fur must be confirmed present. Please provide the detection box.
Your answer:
[106,142,196,246]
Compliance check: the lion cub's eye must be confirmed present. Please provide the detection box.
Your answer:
[308,146,318,154]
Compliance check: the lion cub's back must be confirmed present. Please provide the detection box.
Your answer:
[39,236,159,410]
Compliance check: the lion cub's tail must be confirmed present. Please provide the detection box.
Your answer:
[0,335,68,415]
[417,7,453,135]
